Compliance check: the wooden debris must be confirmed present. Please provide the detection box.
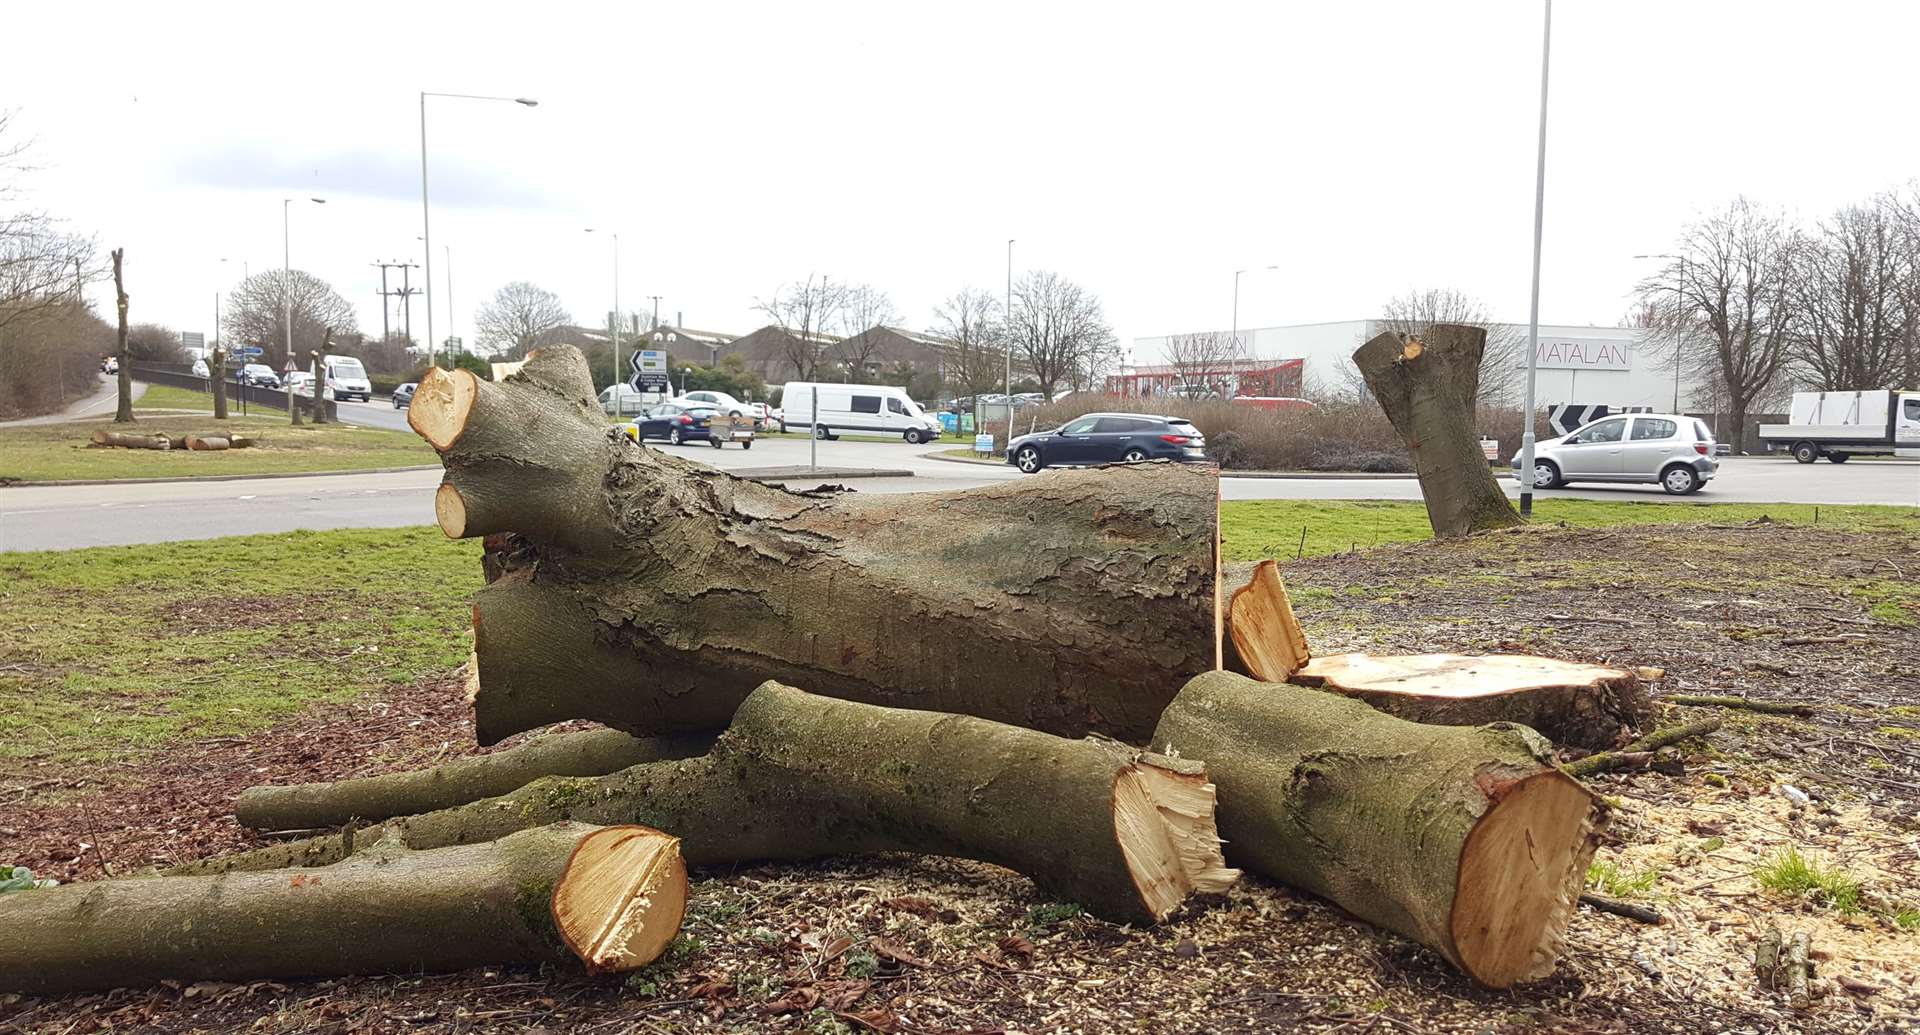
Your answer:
[1578,892,1662,925]
[1666,694,1816,717]
[1226,560,1309,681]
[1564,718,1722,778]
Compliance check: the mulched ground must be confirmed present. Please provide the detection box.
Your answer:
[3,521,1918,1034]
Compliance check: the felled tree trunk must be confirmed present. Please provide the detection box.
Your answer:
[410,346,1216,745]
[1353,324,1522,537]
[1152,671,1603,988]
[89,430,173,450]
[236,728,715,831]
[179,682,1239,926]
[184,435,230,451]
[0,823,685,995]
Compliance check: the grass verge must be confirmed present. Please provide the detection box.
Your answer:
[0,386,435,482]
[0,527,481,766]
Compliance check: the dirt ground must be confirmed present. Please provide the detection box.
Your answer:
[3,521,1917,1034]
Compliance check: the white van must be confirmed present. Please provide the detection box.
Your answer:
[323,355,374,402]
[781,381,943,443]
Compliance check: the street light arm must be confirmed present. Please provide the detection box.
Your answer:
[421,91,540,106]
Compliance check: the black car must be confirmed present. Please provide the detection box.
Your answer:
[631,404,716,445]
[1006,413,1209,474]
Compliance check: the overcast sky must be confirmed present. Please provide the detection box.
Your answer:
[4,0,1915,361]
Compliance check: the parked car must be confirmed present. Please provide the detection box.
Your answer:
[628,403,716,445]
[190,358,210,378]
[238,364,281,389]
[1012,392,1046,408]
[1513,412,1718,495]
[598,384,650,416]
[392,382,417,409]
[1006,413,1209,474]
[323,355,373,402]
[741,402,776,429]
[679,390,751,418]
[100,357,119,374]
[781,381,943,444]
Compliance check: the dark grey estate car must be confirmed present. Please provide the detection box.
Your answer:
[1006,413,1208,474]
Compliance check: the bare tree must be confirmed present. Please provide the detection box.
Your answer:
[1635,198,1799,452]
[111,248,132,423]
[930,287,1004,397]
[475,281,571,360]
[0,110,96,335]
[1164,331,1243,398]
[125,322,183,363]
[1378,289,1523,406]
[1787,195,1914,391]
[222,269,357,370]
[1006,271,1115,399]
[833,284,899,379]
[1885,180,1920,388]
[755,274,845,381]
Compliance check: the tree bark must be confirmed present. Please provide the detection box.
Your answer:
[236,728,716,831]
[1288,653,1649,749]
[209,345,229,420]
[1151,671,1604,989]
[411,346,1217,745]
[178,681,1240,926]
[1353,325,1521,537]
[0,823,685,995]
[112,248,134,424]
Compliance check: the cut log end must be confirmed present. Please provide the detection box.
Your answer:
[1228,559,1310,681]
[1450,769,1600,987]
[436,481,470,539]
[551,826,688,975]
[1113,756,1240,921]
[408,367,479,452]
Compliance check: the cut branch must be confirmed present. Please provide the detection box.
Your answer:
[412,347,1217,745]
[1666,694,1815,717]
[1226,559,1309,681]
[1152,671,1603,988]
[236,728,716,831]
[1563,717,1722,778]
[178,681,1240,926]
[0,823,684,994]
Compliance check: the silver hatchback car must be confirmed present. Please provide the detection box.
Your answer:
[1514,413,1719,494]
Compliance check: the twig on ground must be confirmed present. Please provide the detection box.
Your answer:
[1579,893,1663,925]
[1565,718,1723,779]
[1666,695,1816,717]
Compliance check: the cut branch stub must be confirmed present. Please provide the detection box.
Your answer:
[413,345,1217,745]
[1226,559,1310,681]
[1291,652,1649,749]
[551,826,688,975]
[1152,671,1604,988]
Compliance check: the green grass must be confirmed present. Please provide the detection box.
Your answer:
[1753,846,1863,914]
[1586,859,1662,898]
[0,528,481,765]
[0,387,435,481]
[1219,500,1920,562]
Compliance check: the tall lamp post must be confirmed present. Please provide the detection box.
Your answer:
[1003,239,1015,416]
[1634,252,1687,413]
[585,228,622,404]
[1232,265,1279,395]
[283,197,326,425]
[1516,0,1554,518]
[420,91,538,368]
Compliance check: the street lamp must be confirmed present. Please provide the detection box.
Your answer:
[282,197,326,364]
[585,228,622,398]
[1516,0,1553,518]
[1232,265,1278,354]
[1634,253,1687,412]
[1004,239,1015,413]
[420,92,538,368]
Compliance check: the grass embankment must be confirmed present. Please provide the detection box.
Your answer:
[0,528,481,767]
[0,385,435,482]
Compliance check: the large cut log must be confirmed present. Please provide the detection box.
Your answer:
[184,434,230,451]
[0,823,685,995]
[89,429,174,450]
[410,346,1217,744]
[1289,653,1649,750]
[236,728,717,831]
[1152,671,1604,988]
[176,682,1240,925]
[1353,325,1523,537]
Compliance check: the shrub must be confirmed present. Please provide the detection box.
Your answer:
[987,395,1410,472]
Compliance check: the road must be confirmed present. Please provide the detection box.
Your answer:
[1,431,1913,552]
[0,376,145,427]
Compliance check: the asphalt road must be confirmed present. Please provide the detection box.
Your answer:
[2,432,1913,552]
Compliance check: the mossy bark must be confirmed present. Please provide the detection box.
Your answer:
[413,347,1216,745]
[178,682,1237,925]
[0,823,605,995]
[1151,671,1603,988]
[1353,324,1523,537]
[236,728,716,831]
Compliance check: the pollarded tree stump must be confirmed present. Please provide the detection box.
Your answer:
[1289,653,1649,749]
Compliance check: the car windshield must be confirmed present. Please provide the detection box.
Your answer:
[330,358,366,377]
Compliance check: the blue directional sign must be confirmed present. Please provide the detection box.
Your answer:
[235,346,264,358]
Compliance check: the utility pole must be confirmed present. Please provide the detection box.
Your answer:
[399,264,419,350]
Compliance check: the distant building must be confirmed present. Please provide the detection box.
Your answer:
[1106,358,1304,399]
[646,326,739,367]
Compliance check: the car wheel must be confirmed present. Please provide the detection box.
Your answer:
[1015,445,1043,474]
[1531,460,1562,489]
[669,428,683,445]
[1661,465,1700,495]
[1122,447,1149,463]
[1827,452,1850,463]
[814,424,830,440]
[1792,441,1819,464]
[709,436,723,449]
[904,428,925,445]
[742,440,752,450]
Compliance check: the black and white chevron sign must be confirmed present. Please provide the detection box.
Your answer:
[1547,404,1653,437]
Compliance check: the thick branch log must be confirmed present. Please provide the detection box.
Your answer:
[1563,717,1722,778]
[411,347,1217,744]
[184,435,230,451]
[236,728,716,831]
[177,682,1240,925]
[90,430,174,450]
[1152,671,1603,988]
[1666,694,1816,717]
[0,823,684,994]
[1353,325,1522,537]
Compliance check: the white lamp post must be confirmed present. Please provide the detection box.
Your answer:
[420,92,538,367]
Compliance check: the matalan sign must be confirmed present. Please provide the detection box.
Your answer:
[1533,339,1633,371]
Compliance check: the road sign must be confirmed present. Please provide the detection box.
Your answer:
[631,349,671,390]
[181,332,205,349]
[235,346,264,358]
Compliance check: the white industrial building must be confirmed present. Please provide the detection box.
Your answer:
[1132,320,1684,413]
